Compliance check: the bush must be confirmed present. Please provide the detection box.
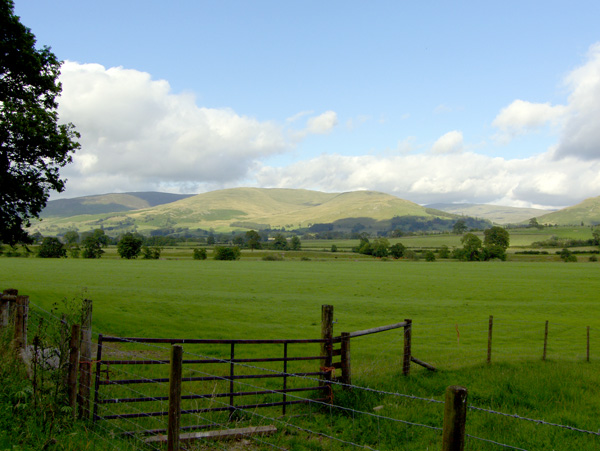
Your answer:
[331,244,338,253]
[214,246,241,260]
[424,250,436,262]
[559,248,577,262]
[262,254,283,261]
[117,233,143,259]
[142,245,161,259]
[589,255,598,262]
[193,248,207,260]
[38,237,66,258]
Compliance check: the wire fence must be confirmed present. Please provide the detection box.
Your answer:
[3,292,598,451]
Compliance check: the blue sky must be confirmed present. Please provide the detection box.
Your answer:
[14,1,600,208]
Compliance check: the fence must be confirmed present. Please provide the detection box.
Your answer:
[2,288,598,450]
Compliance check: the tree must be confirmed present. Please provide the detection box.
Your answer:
[245,230,262,251]
[483,226,510,250]
[389,242,406,259]
[214,246,241,260]
[290,235,301,251]
[193,248,207,260]
[424,250,436,262]
[141,245,161,259]
[38,237,66,258]
[82,234,104,259]
[559,248,577,262]
[63,230,79,245]
[371,238,389,258]
[0,1,80,245]
[460,233,483,261]
[483,226,510,260]
[271,233,288,250]
[528,218,543,229]
[117,233,143,259]
[452,219,468,235]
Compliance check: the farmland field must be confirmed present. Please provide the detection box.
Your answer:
[1,258,599,450]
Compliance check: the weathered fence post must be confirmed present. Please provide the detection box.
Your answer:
[13,295,29,351]
[487,315,493,364]
[340,332,351,388]
[441,385,468,451]
[168,345,183,451]
[320,305,334,386]
[587,326,590,362]
[543,320,549,361]
[1,289,18,328]
[78,299,93,419]
[403,319,412,376]
[68,324,81,418]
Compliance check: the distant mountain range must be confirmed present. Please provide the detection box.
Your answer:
[32,189,600,236]
[426,203,550,224]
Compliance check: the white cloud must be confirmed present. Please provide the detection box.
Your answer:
[305,110,338,134]
[57,62,290,196]
[492,100,566,142]
[553,43,600,160]
[493,42,600,160]
[431,131,464,154]
[255,150,600,208]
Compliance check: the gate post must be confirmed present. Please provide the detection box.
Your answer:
[79,299,93,419]
[340,332,351,388]
[168,345,183,451]
[1,289,18,328]
[441,385,468,451]
[487,315,493,364]
[320,305,334,386]
[68,324,81,418]
[403,319,412,376]
[13,295,29,351]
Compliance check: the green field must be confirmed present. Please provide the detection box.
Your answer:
[1,257,599,450]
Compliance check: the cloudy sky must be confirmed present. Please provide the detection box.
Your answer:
[14,1,600,209]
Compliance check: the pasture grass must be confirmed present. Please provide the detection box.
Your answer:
[1,258,599,449]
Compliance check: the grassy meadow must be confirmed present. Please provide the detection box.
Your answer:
[1,255,599,450]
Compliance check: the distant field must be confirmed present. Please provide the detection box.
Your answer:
[2,256,599,449]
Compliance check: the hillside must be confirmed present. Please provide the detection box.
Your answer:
[533,195,600,226]
[31,188,464,236]
[427,203,550,224]
[40,192,193,217]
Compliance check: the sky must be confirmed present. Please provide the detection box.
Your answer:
[13,1,600,209]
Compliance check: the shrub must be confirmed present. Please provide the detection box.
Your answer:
[38,237,66,258]
[193,248,207,260]
[262,254,283,261]
[142,245,161,259]
[424,250,436,262]
[331,244,338,253]
[589,255,598,262]
[117,233,143,259]
[214,246,241,261]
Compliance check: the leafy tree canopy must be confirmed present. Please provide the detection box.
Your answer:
[117,233,143,259]
[38,236,66,258]
[0,1,80,244]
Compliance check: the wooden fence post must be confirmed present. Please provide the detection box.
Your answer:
[403,319,412,376]
[13,295,29,351]
[320,305,334,386]
[441,385,468,451]
[543,320,549,361]
[487,315,493,364]
[78,299,93,419]
[587,326,590,362]
[168,345,183,451]
[68,324,81,418]
[1,289,18,328]
[340,332,351,388]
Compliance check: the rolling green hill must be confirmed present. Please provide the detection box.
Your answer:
[426,203,550,224]
[533,195,600,226]
[31,188,464,236]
